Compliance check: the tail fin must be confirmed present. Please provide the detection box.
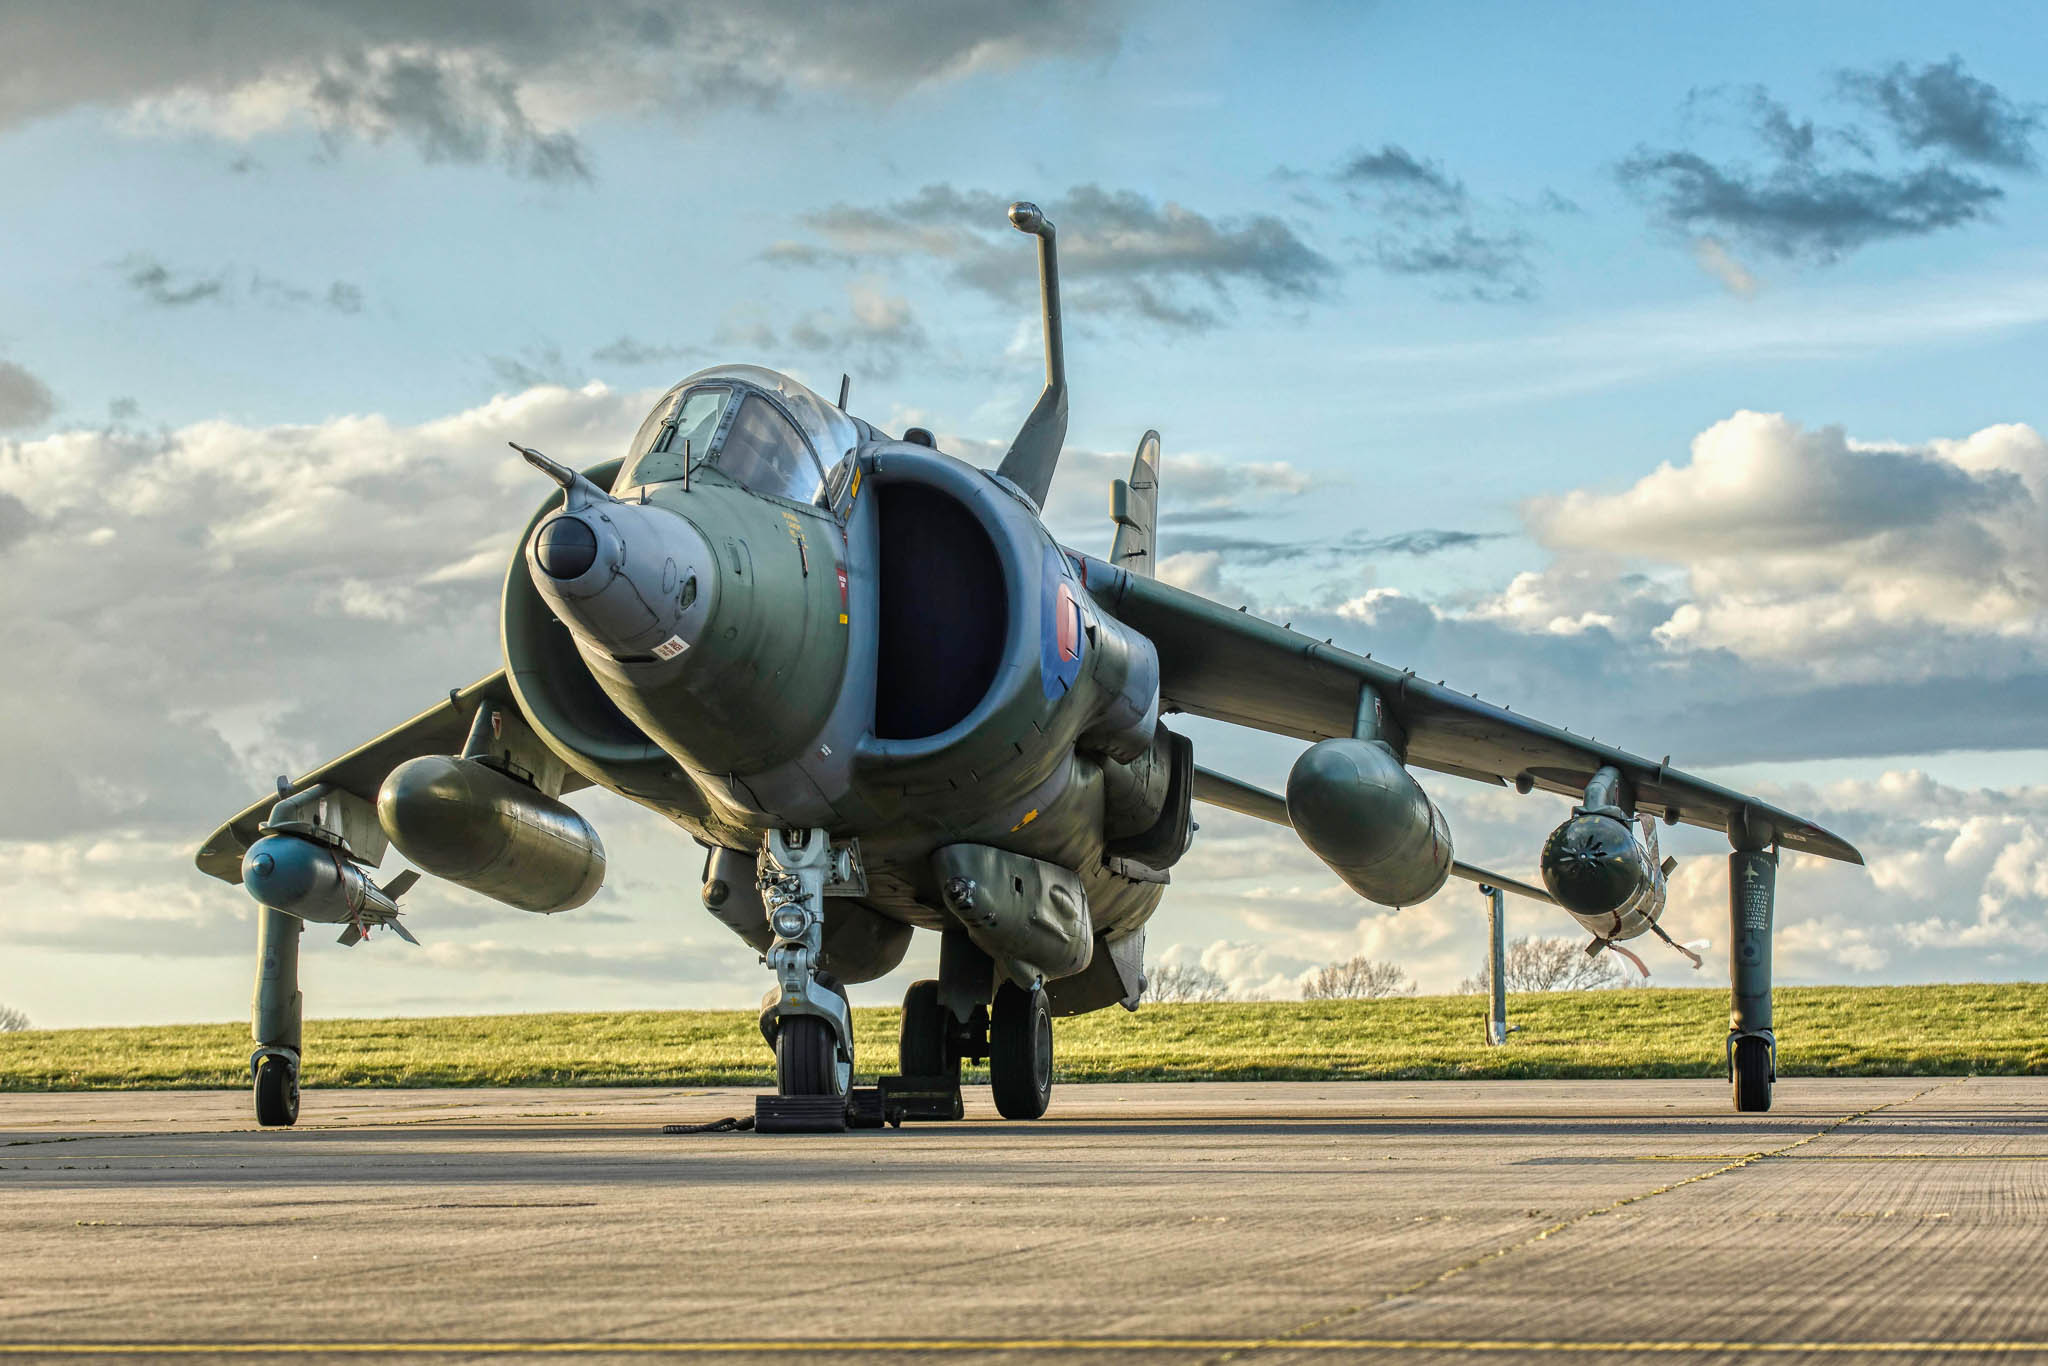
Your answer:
[1110,431,1159,577]
[994,202,1068,509]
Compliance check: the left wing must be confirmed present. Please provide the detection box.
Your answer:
[194,671,588,885]
[1078,556,1861,865]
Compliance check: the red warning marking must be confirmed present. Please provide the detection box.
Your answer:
[1057,582,1079,662]
[836,565,849,607]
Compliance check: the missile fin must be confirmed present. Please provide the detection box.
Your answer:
[381,869,421,900]
[389,918,420,946]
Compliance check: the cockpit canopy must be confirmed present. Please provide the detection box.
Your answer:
[616,365,860,506]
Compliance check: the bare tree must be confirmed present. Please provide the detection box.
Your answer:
[1459,936,1625,994]
[0,1004,29,1032]
[1301,956,1415,999]
[1145,962,1231,1003]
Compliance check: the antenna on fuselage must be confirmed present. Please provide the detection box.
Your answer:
[996,201,1068,509]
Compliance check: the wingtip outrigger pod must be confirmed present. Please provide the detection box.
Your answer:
[995,200,1069,510]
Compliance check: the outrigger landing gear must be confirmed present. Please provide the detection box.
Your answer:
[1728,811,1778,1114]
[757,828,854,1102]
[250,905,303,1127]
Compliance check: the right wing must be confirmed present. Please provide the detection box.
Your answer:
[1082,557,1860,864]
[193,670,586,885]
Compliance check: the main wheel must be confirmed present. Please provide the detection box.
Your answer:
[777,1015,852,1098]
[254,1055,298,1128]
[1732,1035,1773,1113]
[989,981,1052,1120]
[899,980,959,1080]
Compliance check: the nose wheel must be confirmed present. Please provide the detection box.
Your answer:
[777,1010,852,1098]
[989,981,1052,1119]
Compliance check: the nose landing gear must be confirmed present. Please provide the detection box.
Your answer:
[755,828,856,1103]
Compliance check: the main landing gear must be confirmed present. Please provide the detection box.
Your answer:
[895,930,1055,1121]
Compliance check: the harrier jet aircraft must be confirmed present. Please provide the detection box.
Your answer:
[197,202,1862,1129]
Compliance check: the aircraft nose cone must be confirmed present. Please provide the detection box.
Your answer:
[533,515,599,580]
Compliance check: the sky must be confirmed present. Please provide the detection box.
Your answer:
[3,1,2048,1027]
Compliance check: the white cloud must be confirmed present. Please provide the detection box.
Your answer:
[0,379,656,839]
[1520,412,2048,680]
[2,2,1125,179]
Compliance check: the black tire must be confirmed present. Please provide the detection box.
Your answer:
[989,981,1052,1120]
[899,979,959,1080]
[1732,1035,1773,1113]
[254,1055,298,1128]
[777,1015,850,1098]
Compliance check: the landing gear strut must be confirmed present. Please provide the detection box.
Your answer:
[757,828,854,1101]
[1728,812,1778,1113]
[251,905,303,1127]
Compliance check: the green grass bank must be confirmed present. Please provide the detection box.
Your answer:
[4,984,2046,1090]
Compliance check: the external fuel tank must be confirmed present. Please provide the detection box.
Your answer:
[377,755,605,913]
[1285,738,1453,908]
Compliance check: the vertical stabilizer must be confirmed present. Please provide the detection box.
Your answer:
[995,202,1068,508]
[1110,431,1160,577]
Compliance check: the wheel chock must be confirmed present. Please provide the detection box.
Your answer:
[848,1088,889,1129]
[880,1074,965,1122]
[754,1094,850,1134]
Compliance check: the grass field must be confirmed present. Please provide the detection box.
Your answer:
[4,984,2047,1090]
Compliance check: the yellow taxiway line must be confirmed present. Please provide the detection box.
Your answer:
[6,1340,2048,1356]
